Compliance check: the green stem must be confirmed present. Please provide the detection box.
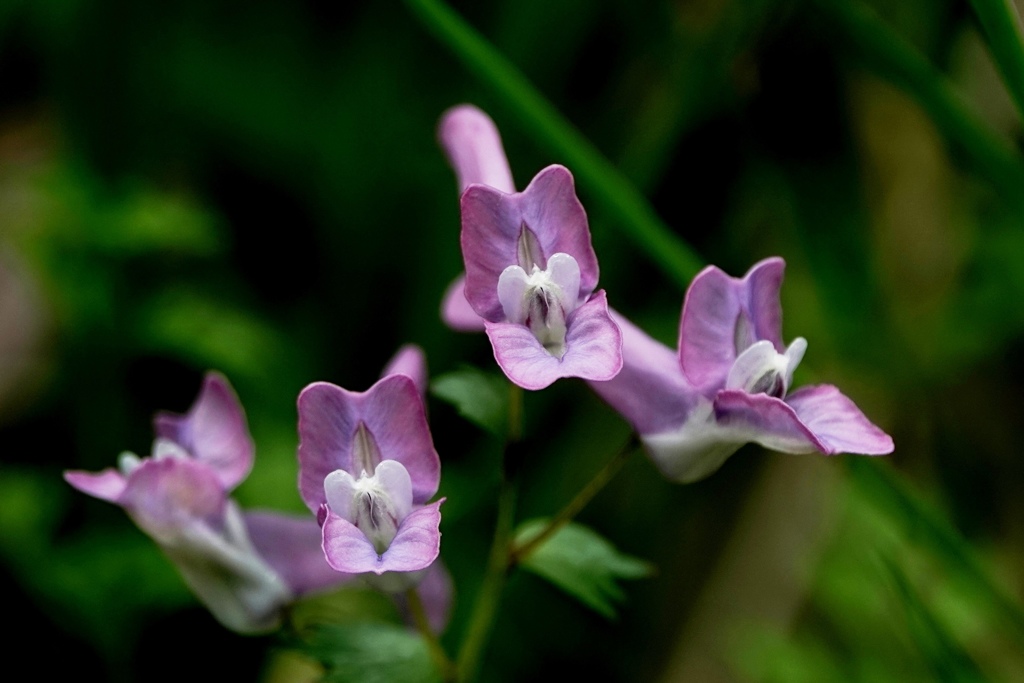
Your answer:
[969,0,1024,122]
[405,588,456,681]
[403,0,704,289]
[509,434,638,565]
[454,385,523,683]
[455,477,515,683]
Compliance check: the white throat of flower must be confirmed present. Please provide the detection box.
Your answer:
[497,252,581,358]
[726,338,807,398]
[324,459,413,555]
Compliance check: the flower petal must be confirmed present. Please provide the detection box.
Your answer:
[785,384,894,455]
[485,290,622,390]
[441,275,487,332]
[63,468,127,502]
[119,457,227,543]
[153,372,253,491]
[321,500,443,575]
[461,165,598,320]
[245,511,354,596]
[516,166,599,297]
[712,389,825,454]
[437,104,515,193]
[588,310,699,435]
[679,257,786,392]
[298,375,441,512]
[648,385,818,481]
[381,344,428,398]
[745,256,786,349]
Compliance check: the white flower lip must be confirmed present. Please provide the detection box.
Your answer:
[497,252,582,357]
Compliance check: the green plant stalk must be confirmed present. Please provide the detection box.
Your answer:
[405,587,456,681]
[403,0,704,289]
[969,0,1024,123]
[509,434,638,565]
[454,384,522,683]
[812,0,1024,206]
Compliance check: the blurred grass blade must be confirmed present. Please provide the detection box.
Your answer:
[969,0,1024,122]
[403,0,704,288]
[849,458,1024,643]
[882,557,988,683]
[811,0,1024,206]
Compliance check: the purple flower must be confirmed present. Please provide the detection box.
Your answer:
[297,348,443,591]
[438,104,622,390]
[591,257,894,483]
[64,373,345,633]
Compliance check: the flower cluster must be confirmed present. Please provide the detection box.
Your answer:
[64,103,892,648]
[438,104,893,481]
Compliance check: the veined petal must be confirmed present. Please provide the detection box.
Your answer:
[438,104,515,194]
[679,265,746,390]
[153,372,253,491]
[485,290,621,390]
[297,375,440,512]
[461,165,598,320]
[679,258,786,392]
[516,166,599,296]
[441,275,486,332]
[460,184,529,320]
[245,511,355,596]
[712,390,825,454]
[321,500,443,576]
[63,467,127,502]
[785,384,894,455]
[745,257,786,349]
[588,310,699,435]
[381,344,428,398]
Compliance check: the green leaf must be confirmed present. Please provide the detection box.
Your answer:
[302,622,441,683]
[514,519,653,619]
[969,0,1024,123]
[430,367,508,436]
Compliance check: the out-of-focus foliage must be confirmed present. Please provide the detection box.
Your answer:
[3,0,1024,681]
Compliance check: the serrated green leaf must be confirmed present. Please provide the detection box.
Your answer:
[302,622,441,683]
[514,519,653,619]
[430,368,508,436]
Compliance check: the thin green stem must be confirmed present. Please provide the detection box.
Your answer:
[455,477,515,683]
[405,588,456,681]
[454,384,523,683]
[969,0,1024,122]
[509,434,638,565]
[403,0,704,289]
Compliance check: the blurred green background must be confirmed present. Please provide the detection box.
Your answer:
[3,0,1024,680]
